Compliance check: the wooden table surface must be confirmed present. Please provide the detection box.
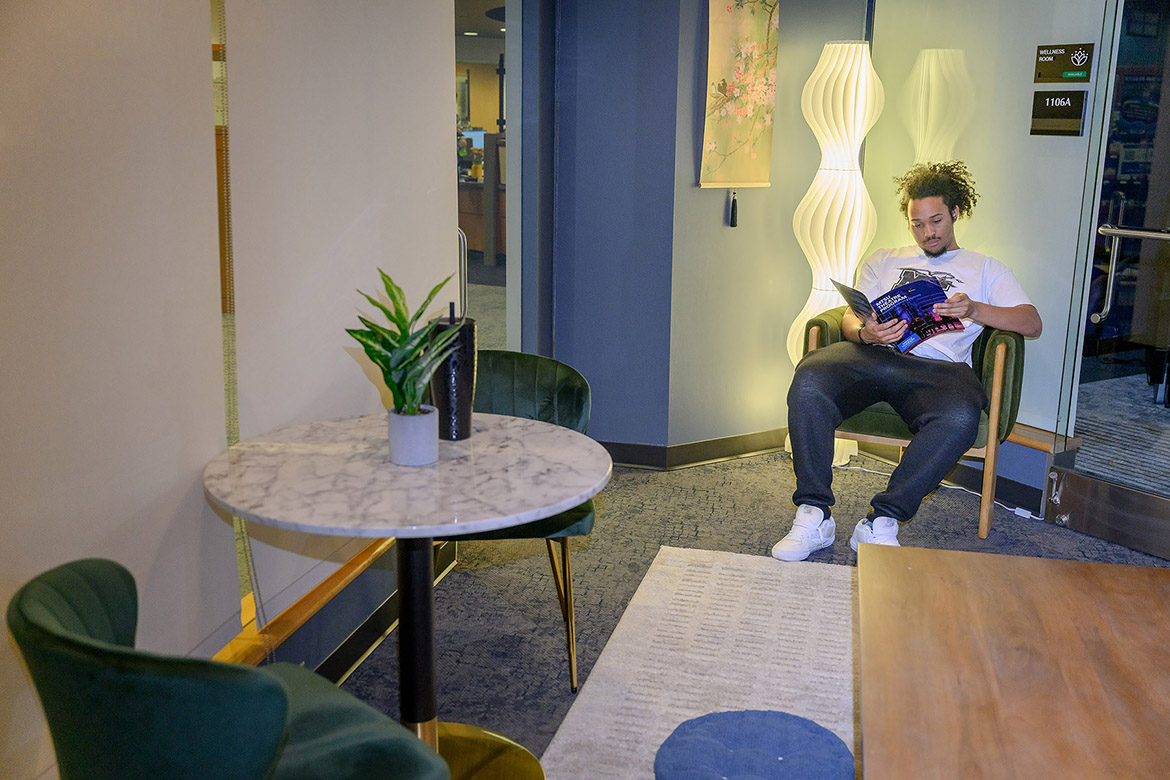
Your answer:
[858,544,1170,779]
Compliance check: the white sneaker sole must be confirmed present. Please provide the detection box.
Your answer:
[771,536,833,562]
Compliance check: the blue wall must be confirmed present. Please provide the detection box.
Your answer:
[551,0,680,445]
[550,0,868,447]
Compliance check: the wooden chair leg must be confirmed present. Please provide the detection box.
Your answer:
[978,436,998,539]
[545,538,578,692]
[979,342,1007,539]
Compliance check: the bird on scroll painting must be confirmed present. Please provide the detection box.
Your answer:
[707,79,732,116]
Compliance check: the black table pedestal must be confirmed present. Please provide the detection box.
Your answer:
[395,538,545,778]
[397,537,437,745]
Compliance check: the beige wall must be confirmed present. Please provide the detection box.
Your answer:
[224,0,458,624]
[0,2,454,778]
[862,0,1115,430]
[0,4,226,777]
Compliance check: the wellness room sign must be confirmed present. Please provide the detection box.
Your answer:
[1031,43,1093,136]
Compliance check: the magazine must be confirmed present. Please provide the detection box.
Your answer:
[831,277,964,353]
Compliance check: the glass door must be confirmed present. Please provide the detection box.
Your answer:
[455,0,509,350]
[1051,0,1170,558]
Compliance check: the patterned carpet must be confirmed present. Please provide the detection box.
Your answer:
[340,448,1169,760]
[1075,374,1170,496]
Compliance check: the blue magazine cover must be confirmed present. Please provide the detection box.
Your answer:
[833,277,964,353]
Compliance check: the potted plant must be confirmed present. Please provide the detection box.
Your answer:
[347,269,462,466]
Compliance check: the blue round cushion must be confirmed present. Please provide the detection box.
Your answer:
[654,710,853,780]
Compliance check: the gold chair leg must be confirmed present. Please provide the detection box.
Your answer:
[544,538,578,692]
[545,539,568,620]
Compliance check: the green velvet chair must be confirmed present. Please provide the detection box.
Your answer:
[804,307,1025,538]
[437,349,595,692]
[6,558,449,780]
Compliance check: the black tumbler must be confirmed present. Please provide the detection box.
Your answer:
[430,317,476,440]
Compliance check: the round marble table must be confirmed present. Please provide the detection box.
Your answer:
[203,412,612,777]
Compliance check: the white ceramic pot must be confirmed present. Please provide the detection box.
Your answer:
[387,405,439,466]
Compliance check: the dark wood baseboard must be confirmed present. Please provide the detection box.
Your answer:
[599,428,788,471]
[948,462,1044,516]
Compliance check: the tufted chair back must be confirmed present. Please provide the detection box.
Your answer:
[7,558,288,780]
[473,349,591,434]
[8,558,450,780]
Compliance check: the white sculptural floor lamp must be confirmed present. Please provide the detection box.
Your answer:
[787,41,884,465]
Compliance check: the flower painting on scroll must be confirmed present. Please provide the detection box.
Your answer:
[700,0,779,187]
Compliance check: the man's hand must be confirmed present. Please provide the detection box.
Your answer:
[933,292,977,320]
[933,294,1043,338]
[857,315,907,346]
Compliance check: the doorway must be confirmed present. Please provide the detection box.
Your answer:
[455,0,509,350]
[1053,0,1170,557]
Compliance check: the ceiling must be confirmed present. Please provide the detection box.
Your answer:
[455,0,506,39]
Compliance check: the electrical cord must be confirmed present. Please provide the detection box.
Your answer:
[831,463,1042,520]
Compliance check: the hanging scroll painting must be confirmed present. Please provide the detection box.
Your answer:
[700,0,779,188]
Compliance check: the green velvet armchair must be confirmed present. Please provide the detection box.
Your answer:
[6,558,449,780]
[804,306,1025,538]
[436,349,595,692]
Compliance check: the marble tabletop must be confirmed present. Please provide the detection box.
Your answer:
[203,412,613,539]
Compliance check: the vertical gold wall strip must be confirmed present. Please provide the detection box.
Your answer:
[212,0,270,647]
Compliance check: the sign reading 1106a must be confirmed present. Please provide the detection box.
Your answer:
[1031,91,1087,136]
[1035,44,1094,83]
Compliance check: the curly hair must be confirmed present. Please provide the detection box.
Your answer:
[894,160,980,219]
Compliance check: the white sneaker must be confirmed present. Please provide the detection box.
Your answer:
[772,506,835,561]
[850,516,900,551]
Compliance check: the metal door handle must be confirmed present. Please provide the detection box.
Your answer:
[1091,224,1170,324]
[457,228,468,320]
[1096,224,1170,241]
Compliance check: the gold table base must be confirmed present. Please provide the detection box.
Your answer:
[437,721,544,780]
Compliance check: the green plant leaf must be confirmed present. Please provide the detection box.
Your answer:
[388,322,438,371]
[360,346,392,376]
[378,269,411,332]
[346,328,387,354]
[357,290,397,328]
[408,274,454,331]
[426,322,464,357]
[414,341,459,387]
[356,316,401,351]
[407,326,463,397]
[349,270,463,415]
[355,341,403,410]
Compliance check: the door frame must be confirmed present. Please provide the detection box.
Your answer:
[1050,0,1170,560]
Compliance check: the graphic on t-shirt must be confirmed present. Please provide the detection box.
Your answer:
[832,277,964,353]
[895,268,962,292]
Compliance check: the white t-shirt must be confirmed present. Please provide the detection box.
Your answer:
[855,246,1034,365]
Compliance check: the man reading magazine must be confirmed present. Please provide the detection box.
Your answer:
[772,161,1043,561]
[831,276,964,353]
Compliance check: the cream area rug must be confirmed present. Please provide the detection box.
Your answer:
[541,546,858,779]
